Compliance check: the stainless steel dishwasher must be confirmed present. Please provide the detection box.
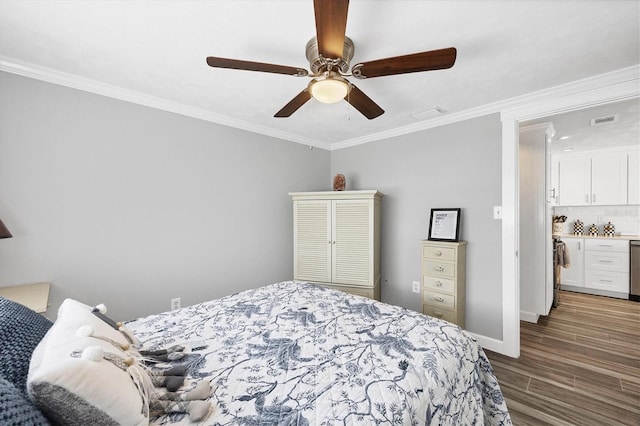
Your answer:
[631,240,640,302]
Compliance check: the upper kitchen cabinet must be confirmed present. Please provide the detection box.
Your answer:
[628,146,640,204]
[555,147,635,206]
[557,155,591,206]
[550,156,560,206]
[591,152,628,205]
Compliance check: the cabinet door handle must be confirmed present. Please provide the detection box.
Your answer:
[593,194,596,203]
[434,296,445,302]
[435,281,444,287]
[551,188,556,199]
[578,242,581,250]
[585,194,589,203]
[434,266,444,272]
[434,250,443,256]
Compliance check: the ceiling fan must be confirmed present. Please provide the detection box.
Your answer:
[206,0,457,119]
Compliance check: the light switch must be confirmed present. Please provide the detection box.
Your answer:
[493,206,502,220]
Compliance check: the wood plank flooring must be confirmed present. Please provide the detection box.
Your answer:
[485,290,640,426]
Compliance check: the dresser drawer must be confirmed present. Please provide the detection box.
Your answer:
[584,270,629,293]
[423,276,455,294]
[585,251,629,273]
[423,305,456,323]
[422,245,456,261]
[423,292,455,309]
[423,260,456,278]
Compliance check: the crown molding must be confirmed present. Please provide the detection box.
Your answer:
[0,56,332,151]
[332,64,639,150]
[1,56,637,152]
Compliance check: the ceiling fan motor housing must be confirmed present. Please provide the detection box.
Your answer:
[305,36,354,74]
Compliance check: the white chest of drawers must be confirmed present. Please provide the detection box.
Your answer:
[421,240,466,327]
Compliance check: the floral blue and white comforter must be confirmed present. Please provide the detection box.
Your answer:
[127,281,511,425]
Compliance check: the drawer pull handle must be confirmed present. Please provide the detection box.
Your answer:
[599,279,613,283]
[433,312,443,318]
[434,296,445,302]
[435,281,444,287]
[598,244,612,247]
[598,260,613,263]
[434,250,443,256]
[434,266,445,272]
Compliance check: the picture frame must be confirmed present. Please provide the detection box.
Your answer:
[428,208,461,241]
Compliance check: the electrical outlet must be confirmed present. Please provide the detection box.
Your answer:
[170,297,181,310]
[412,281,421,293]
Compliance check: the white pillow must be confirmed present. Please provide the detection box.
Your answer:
[27,298,148,425]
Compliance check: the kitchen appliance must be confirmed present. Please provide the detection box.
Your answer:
[631,240,640,302]
[552,237,565,307]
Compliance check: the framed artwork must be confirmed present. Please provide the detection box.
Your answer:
[428,208,461,241]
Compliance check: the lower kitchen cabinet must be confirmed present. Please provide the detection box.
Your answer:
[560,238,584,288]
[560,237,630,299]
[584,239,629,295]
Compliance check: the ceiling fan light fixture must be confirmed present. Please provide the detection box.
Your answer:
[309,73,350,104]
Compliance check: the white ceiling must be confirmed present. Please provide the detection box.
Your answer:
[1,0,639,149]
[523,98,640,154]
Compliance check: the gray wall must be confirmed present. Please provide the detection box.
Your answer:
[0,72,504,341]
[0,72,329,320]
[330,114,503,339]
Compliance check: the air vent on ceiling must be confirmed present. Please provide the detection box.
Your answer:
[410,107,445,120]
[590,114,619,126]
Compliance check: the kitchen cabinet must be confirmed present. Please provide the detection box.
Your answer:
[519,123,555,322]
[590,154,628,205]
[550,157,560,206]
[559,236,630,299]
[558,156,590,206]
[290,190,382,300]
[555,149,629,206]
[584,239,629,295]
[628,147,640,204]
[559,237,584,288]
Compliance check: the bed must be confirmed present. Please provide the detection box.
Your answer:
[1,281,511,425]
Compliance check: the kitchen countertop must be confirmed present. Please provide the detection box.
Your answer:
[558,233,640,240]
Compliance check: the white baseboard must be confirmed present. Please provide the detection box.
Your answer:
[520,310,539,323]
[560,285,629,300]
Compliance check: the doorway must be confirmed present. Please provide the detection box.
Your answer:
[498,67,638,358]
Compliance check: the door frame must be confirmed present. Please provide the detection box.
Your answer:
[497,66,639,357]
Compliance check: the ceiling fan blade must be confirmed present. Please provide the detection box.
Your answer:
[206,57,308,77]
[314,0,349,59]
[274,89,312,117]
[346,85,384,119]
[351,47,457,79]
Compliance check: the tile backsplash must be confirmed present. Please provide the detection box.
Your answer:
[553,205,640,236]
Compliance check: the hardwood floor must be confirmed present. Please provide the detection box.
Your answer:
[485,290,640,426]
